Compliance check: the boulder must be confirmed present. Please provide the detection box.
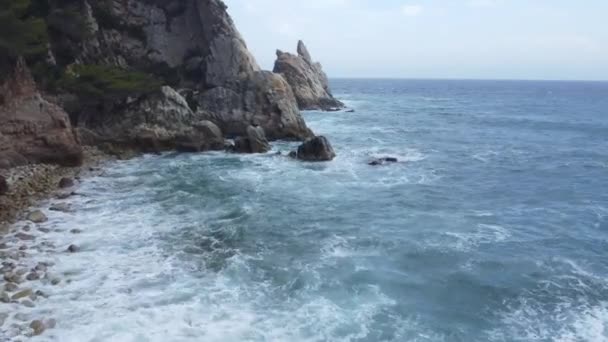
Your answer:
[233,126,271,154]
[58,177,74,188]
[67,244,80,253]
[0,175,7,195]
[273,41,344,111]
[197,71,314,140]
[175,120,225,153]
[291,136,336,161]
[30,319,45,336]
[27,210,48,223]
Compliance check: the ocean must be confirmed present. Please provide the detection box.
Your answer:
[9,79,608,341]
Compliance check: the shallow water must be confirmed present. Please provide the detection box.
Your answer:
[5,79,608,341]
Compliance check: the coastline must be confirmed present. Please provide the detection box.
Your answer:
[0,147,115,338]
[0,147,110,229]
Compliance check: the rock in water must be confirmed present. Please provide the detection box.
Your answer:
[291,136,336,161]
[0,176,7,195]
[27,210,48,223]
[58,177,74,188]
[274,41,344,111]
[368,157,399,166]
[49,203,71,212]
[247,126,271,153]
[233,126,271,154]
[67,244,80,253]
[30,319,45,336]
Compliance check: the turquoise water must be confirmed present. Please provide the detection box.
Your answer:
[15,80,608,341]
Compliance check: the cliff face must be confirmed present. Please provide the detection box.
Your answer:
[49,0,312,141]
[0,59,82,168]
[274,41,344,111]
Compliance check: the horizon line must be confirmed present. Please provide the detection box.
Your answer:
[328,76,608,83]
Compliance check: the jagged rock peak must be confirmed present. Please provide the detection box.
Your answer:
[274,41,344,111]
[297,40,312,65]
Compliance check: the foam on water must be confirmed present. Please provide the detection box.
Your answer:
[3,79,607,341]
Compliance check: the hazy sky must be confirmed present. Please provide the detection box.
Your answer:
[223,0,608,80]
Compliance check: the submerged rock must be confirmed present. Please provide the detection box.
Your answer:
[273,41,344,111]
[368,157,399,166]
[49,203,71,212]
[15,232,35,241]
[26,210,47,223]
[290,136,336,161]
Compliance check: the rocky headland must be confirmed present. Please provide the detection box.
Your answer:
[274,41,344,111]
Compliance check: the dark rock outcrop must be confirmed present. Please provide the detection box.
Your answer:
[0,59,83,168]
[368,157,399,166]
[233,125,271,154]
[58,177,74,188]
[274,41,344,111]
[290,136,336,161]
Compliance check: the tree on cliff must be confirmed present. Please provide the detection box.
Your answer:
[0,0,48,57]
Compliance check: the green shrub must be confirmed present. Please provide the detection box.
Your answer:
[0,0,48,58]
[59,64,161,103]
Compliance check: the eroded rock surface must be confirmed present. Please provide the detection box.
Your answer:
[274,41,343,111]
[0,59,83,169]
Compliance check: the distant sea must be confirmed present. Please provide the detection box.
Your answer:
[16,79,608,341]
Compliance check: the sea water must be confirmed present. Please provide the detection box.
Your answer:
[8,79,608,341]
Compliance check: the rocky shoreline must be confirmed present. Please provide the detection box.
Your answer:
[0,147,113,339]
[0,148,109,227]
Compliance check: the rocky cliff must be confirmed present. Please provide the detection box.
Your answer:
[60,0,312,141]
[274,41,344,111]
[0,0,314,166]
[0,58,83,168]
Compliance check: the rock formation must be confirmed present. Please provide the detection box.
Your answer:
[274,41,344,111]
[233,125,271,154]
[0,59,83,169]
[290,136,336,161]
[54,0,313,143]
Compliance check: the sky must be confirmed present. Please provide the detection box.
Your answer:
[222,0,608,80]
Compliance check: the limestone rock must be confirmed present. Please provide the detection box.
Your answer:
[273,41,344,111]
[291,136,336,161]
[27,210,47,223]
